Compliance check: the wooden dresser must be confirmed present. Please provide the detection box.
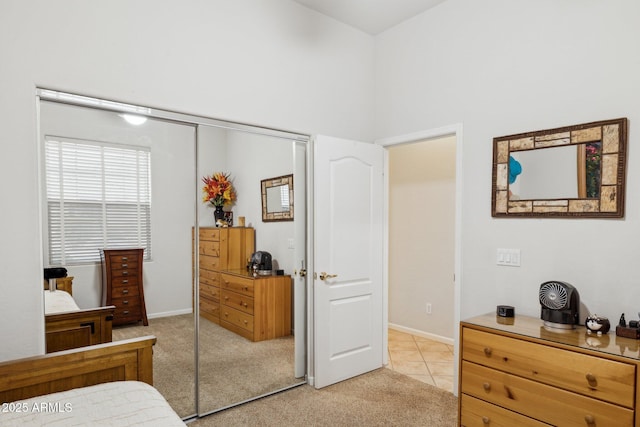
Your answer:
[101,248,148,326]
[459,313,640,427]
[219,270,291,342]
[196,227,255,325]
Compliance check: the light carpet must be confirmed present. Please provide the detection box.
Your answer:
[188,367,457,427]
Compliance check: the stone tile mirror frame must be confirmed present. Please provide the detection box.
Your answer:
[492,118,628,218]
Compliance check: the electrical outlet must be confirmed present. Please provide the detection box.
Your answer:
[426,303,432,314]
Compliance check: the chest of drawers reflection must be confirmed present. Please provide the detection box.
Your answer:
[195,227,255,325]
[101,248,148,326]
[219,271,291,342]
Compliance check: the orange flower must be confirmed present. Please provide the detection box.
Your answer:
[202,172,236,207]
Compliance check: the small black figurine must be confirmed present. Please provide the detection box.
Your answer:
[619,313,627,327]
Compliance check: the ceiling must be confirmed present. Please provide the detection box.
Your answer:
[292,0,447,35]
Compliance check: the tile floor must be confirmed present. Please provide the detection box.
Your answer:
[386,328,455,393]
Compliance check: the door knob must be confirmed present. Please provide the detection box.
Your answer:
[319,272,338,280]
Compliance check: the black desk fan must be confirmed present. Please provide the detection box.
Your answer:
[539,281,580,329]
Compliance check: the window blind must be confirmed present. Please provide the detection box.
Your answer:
[45,137,151,265]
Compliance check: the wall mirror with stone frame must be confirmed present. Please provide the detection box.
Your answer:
[261,174,294,222]
[492,118,628,218]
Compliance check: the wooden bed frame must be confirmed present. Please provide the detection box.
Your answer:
[0,335,156,403]
[44,277,115,353]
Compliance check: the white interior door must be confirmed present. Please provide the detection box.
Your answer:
[313,135,385,389]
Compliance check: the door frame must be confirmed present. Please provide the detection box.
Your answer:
[376,123,463,395]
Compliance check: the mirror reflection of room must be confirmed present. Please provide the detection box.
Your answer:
[38,94,306,420]
[196,127,301,414]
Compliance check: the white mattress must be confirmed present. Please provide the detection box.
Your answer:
[44,290,80,314]
[0,381,185,427]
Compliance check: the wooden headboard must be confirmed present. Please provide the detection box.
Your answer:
[43,276,74,295]
[0,335,156,403]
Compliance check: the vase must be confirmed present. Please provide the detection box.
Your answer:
[214,205,225,226]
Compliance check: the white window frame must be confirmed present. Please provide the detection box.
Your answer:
[44,136,152,266]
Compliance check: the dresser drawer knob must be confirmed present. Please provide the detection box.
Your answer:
[584,414,595,425]
[482,416,490,424]
[123,300,129,305]
[224,296,229,301]
[243,303,248,307]
[121,257,128,261]
[122,279,128,284]
[585,373,597,385]
[482,382,491,392]
[483,347,492,356]
[244,320,248,325]
[123,271,128,276]
[243,286,249,291]
[121,263,128,268]
[122,289,129,294]
[123,310,129,315]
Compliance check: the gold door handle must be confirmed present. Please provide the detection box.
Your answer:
[319,272,338,281]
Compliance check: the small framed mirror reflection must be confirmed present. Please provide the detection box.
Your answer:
[492,118,628,218]
[261,174,294,221]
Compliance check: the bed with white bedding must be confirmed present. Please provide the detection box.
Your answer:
[0,336,184,426]
[44,289,80,314]
[1,381,185,427]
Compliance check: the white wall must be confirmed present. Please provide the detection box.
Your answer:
[225,132,296,275]
[376,0,640,324]
[388,137,456,339]
[0,0,375,361]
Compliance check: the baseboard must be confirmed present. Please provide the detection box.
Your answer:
[147,308,193,319]
[388,322,454,346]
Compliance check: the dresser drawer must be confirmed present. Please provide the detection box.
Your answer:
[109,267,140,278]
[108,252,140,264]
[221,289,254,315]
[461,361,634,426]
[200,282,220,302]
[220,274,254,297]
[200,296,220,319]
[200,254,221,271]
[460,394,550,427]
[111,276,139,288]
[200,240,220,257]
[220,306,254,333]
[462,328,636,407]
[199,228,220,242]
[112,295,140,310]
[200,270,220,286]
[110,285,140,298]
[113,304,141,322]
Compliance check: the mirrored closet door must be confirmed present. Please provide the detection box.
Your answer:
[37,89,308,420]
[196,126,307,415]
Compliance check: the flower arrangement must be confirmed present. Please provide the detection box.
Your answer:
[202,172,236,207]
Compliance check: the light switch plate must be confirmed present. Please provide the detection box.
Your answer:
[497,248,520,267]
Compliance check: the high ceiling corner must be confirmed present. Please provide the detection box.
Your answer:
[292,0,447,35]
